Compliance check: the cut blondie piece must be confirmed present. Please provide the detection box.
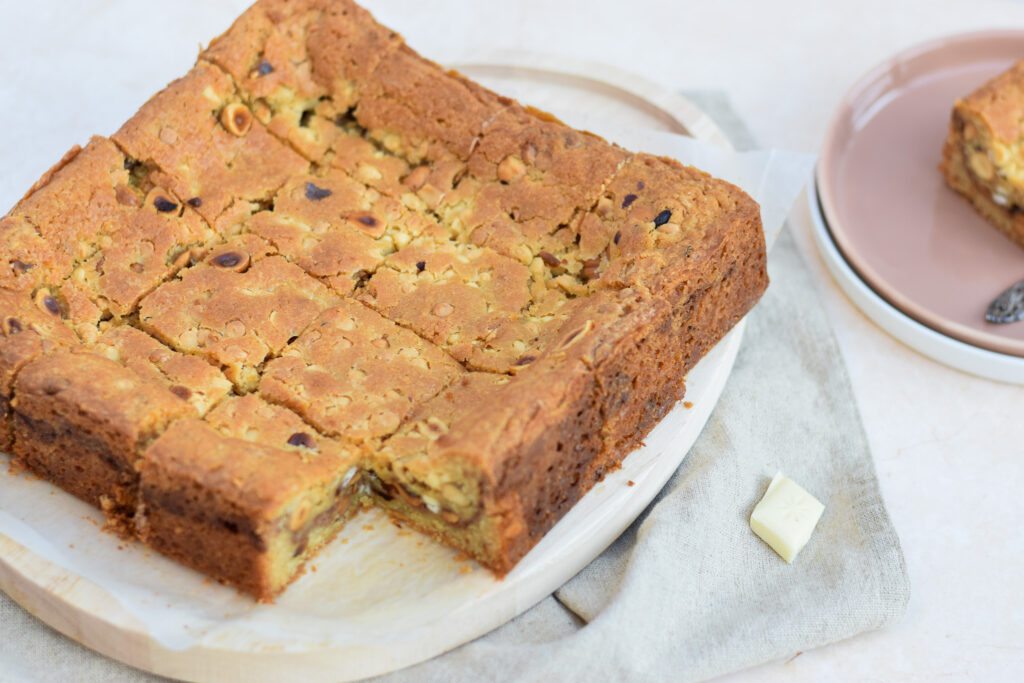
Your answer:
[941,59,1024,249]
[369,288,675,573]
[0,289,80,450]
[11,349,194,523]
[0,137,213,328]
[437,105,630,251]
[259,299,463,441]
[201,0,403,161]
[137,395,361,599]
[359,237,571,372]
[354,44,510,164]
[138,235,342,391]
[206,3,510,165]
[112,61,309,225]
[576,153,767,305]
[238,168,441,295]
[93,326,233,417]
[574,155,768,447]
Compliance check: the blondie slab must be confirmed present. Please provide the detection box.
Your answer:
[0,0,769,598]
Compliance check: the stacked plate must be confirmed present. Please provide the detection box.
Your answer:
[810,30,1024,384]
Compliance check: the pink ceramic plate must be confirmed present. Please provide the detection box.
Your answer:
[818,30,1024,358]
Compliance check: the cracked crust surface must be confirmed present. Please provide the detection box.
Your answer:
[2,0,768,599]
[112,62,310,225]
[259,299,464,441]
[138,235,342,391]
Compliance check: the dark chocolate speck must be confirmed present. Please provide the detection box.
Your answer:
[257,60,274,76]
[305,182,332,201]
[187,197,202,208]
[622,193,637,208]
[154,197,178,213]
[287,432,316,449]
[41,296,60,316]
[613,231,621,245]
[416,261,426,272]
[653,209,672,227]
[169,385,191,401]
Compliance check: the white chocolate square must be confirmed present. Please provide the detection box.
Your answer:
[750,472,825,563]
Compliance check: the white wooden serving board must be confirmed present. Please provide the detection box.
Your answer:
[0,56,743,682]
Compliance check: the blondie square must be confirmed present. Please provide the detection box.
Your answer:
[0,137,214,336]
[113,62,309,225]
[93,326,233,417]
[138,394,361,598]
[138,235,342,391]
[0,289,80,450]
[240,168,441,295]
[202,0,403,162]
[259,299,463,441]
[11,349,194,522]
[359,237,569,372]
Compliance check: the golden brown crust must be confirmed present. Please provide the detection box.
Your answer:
[138,235,342,391]
[354,44,511,163]
[259,299,464,441]
[112,62,309,225]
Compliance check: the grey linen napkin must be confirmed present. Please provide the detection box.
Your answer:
[0,93,909,683]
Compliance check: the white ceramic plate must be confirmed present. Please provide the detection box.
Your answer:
[0,57,747,682]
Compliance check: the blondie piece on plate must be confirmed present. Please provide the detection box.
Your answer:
[1,0,768,600]
[942,59,1024,248]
